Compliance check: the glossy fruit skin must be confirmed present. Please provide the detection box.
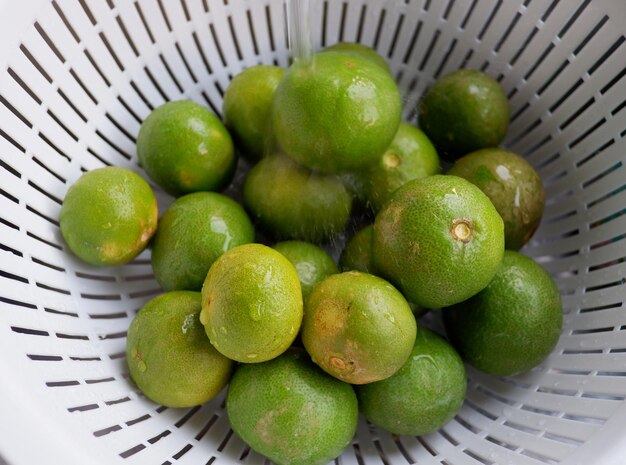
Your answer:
[448,148,544,250]
[151,192,255,292]
[273,51,402,174]
[301,271,417,384]
[226,348,358,465]
[272,240,338,299]
[243,153,352,243]
[200,243,303,363]
[60,166,157,266]
[373,175,504,309]
[137,100,236,196]
[443,250,562,376]
[418,69,509,160]
[126,291,233,407]
[322,42,392,75]
[223,65,285,162]
[356,326,466,436]
[339,225,377,274]
[350,123,440,212]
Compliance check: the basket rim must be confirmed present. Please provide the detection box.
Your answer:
[1,0,626,464]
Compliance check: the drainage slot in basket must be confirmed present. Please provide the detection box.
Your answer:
[36,282,70,295]
[175,405,201,428]
[0,296,36,310]
[462,448,494,465]
[44,306,78,318]
[119,444,145,459]
[194,413,220,441]
[0,94,32,129]
[67,403,99,412]
[0,242,22,258]
[27,354,63,361]
[1,270,29,284]
[7,68,42,105]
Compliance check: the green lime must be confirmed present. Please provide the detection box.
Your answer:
[322,42,391,75]
[137,100,235,196]
[350,122,440,212]
[301,271,417,384]
[151,192,254,291]
[339,224,376,274]
[223,65,285,162]
[60,167,157,266]
[200,243,302,363]
[356,326,466,436]
[243,153,352,243]
[443,250,562,376]
[126,291,233,407]
[448,148,544,250]
[272,241,338,299]
[418,69,509,159]
[373,175,504,308]
[273,51,402,173]
[227,348,358,465]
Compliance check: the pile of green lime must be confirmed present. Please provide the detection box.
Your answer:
[58,40,562,465]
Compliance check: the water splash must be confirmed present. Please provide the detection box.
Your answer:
[287,0,313,64]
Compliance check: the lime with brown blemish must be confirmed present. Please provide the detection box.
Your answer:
[373,175,504,308]
[200,243,303,363]
[443,250,562,376]
[322,42,392,75]
[301,271,417,384]
[418,69,509,160]
[137,100,235,196]
[60,166,157,266]
[126,291,233,407]
[273,51,402,174]
[223,65,285,162]
[151,192,254,292]
[243,153,352,243]
[349,122,440,212]
[272,241,338,299]
[226,348,358,465]
[448,148,544,250]
[356,326,466,436]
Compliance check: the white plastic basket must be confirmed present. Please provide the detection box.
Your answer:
[0,0,625,464]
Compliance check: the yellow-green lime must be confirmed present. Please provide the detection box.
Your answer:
[443,250,562,376]
[60,166,157,266]
[151,192,254,291]
[223,65,285,162]
[272,241,338,299]
[200,243,302,363]
[126,291,233,407]
[373,175,504,308]
[356,326,466,436]
[322,42,391,75]
[349,122,440,212]
[137,100,235,196]
[418,69,509,160]
[448,148,544,250]
[243,153,352,243]
[273,51,402,173]
[226,348,358,465]
[302,271,417,384]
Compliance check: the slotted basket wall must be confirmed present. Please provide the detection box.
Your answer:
[0,0,625,464]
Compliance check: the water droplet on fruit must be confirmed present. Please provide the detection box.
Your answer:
[137,361,146,373]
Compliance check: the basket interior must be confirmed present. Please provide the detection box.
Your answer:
[0,0,626,464]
